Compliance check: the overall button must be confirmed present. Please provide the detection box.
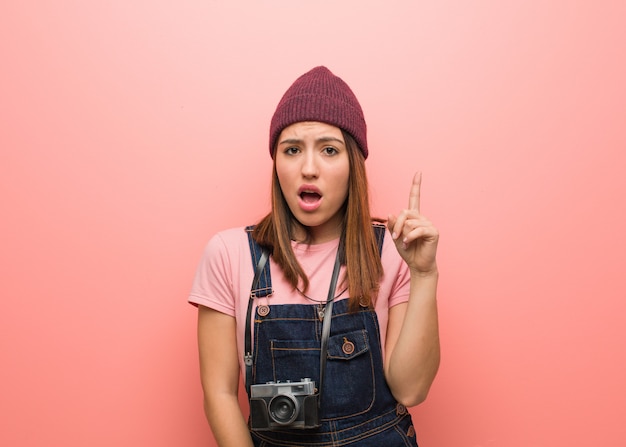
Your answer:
[407,425,415,437]
[257,305,270,317]
[396,403,407,415]
[342,338,355,355]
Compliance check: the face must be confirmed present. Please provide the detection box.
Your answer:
[275,121,350,244]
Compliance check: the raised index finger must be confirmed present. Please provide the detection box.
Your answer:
[408,172,422,213]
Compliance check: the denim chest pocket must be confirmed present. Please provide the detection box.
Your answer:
[327,329,369,360]
[270,329,375,419]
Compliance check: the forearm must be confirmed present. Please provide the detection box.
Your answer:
[204,392,254,447]
[197,307,253,447]
[386,271,440,406]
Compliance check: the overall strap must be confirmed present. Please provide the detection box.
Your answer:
[373,222,386,256]
[244,226,272,395]
[245,226,273,298]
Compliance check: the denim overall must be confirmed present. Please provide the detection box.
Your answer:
[245,226,418,447]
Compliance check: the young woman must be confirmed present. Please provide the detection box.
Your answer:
[189,66,440,446]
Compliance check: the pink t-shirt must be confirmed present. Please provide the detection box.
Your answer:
[189,226,411,374]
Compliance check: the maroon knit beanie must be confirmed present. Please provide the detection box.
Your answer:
[269,66,368,159]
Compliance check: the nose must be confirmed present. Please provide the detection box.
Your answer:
[301,150,319,178]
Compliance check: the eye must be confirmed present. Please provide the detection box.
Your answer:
[284,146,300,155]
[322,146,339,156]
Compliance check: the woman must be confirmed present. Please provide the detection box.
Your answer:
[189,66,440,446]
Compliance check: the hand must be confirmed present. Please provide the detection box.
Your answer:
[387,172,439,275]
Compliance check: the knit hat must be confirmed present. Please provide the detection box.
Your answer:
[269,66,368,159]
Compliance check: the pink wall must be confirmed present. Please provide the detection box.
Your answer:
[2,1,625,445]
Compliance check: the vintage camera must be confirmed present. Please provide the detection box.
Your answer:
[249,378,320,430]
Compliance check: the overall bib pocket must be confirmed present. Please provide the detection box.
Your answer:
[270,329,375,419]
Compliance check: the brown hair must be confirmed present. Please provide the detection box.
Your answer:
[253,131,383,310]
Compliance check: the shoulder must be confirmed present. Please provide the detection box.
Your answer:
[205,226,249,248]
[200,226,253,265]
[192,225,258,290]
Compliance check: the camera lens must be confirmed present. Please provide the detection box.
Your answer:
[268,394,299,425]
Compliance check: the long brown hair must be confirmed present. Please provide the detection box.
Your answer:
[253,131,383,310]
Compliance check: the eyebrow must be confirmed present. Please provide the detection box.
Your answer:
[278,136,345,146]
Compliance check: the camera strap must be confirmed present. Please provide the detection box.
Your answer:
[318,250,341,409]
[243,246,341,403]
[244,247,269,396]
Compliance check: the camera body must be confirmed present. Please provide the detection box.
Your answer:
[249,378,320,430]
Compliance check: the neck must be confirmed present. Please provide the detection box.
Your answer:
[292,223,342,245]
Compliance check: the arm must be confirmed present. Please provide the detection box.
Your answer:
[384,273,440,406]
[384,172,441,407]
[197,305,254,447]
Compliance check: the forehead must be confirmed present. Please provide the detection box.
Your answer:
[279,121,344,139]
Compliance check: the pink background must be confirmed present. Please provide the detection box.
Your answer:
[2,1,625,446]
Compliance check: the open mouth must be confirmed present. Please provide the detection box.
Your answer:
[297,186,323,211]
[299,191,322,203]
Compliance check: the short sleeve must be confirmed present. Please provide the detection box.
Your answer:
[381,230,411,308]
[387,261,411,308]
[188,233,237,316]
